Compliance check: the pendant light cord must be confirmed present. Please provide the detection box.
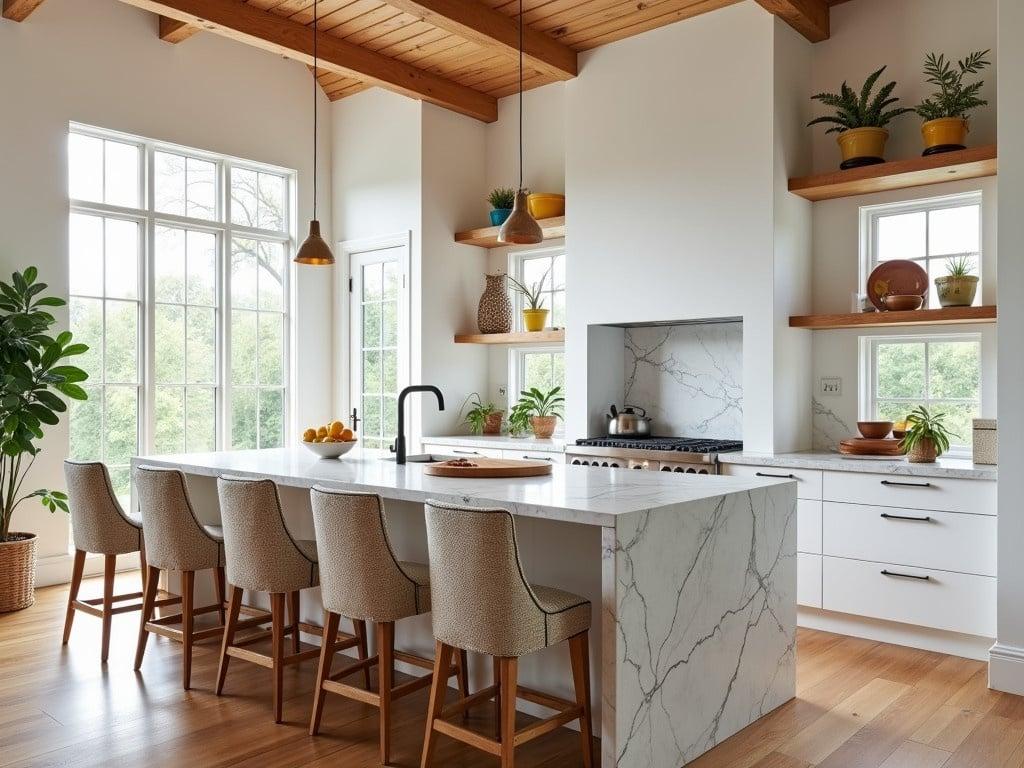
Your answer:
[518,0,523,192]
[312,0,319,221]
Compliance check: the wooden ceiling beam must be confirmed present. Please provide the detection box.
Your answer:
[159,15,199,43]
[382,0,577,80]
[117,0,498,122]
[2,0,46,21]
[756,0,829,42]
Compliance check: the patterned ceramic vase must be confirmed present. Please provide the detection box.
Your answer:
[477,273,512,334]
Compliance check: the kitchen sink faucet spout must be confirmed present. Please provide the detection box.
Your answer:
[391,385,445,464]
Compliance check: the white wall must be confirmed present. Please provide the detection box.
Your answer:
[809,0,997,173]
[0,0,333,583]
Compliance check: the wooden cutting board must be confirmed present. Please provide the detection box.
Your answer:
[423,458,553,478]
[840,437,905,456]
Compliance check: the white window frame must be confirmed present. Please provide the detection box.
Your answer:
[859,191,983,308]
[68,122,296,457]
[859,332,983,456]
[508,245,566,330]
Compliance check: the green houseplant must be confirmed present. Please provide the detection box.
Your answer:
[935,255,979,307]
[0,267,89,612]
[808,65,915,169]
[507,266,551,332]
[916,50,990,154]
[900,406,956,463]
[459,392,503,435]
[512,386,564,439]
[488,187,516,227]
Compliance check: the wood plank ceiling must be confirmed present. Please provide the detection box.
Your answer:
[4,0,851,120]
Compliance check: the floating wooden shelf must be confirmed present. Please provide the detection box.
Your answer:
[790,305,997,330]
[454,217,566,248]
[454,330,565,344]
[788,145,997,202]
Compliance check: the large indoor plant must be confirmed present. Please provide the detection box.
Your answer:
[508,266,551,332]
[0,267,89,612]
[460,392,503,435]
[808,66,915,169]
[935,255,979,307]
[511,386,564,439]
[915,50,990,155]
[900,406,956,463]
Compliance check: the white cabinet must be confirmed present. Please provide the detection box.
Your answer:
[823,471,995,515]
[798,554,822,608]
[797,500,822,555]
[502,450,558,462]
[422,443,503,459]
[722,464,822,500]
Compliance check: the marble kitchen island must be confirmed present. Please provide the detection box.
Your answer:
[131,447,796,767]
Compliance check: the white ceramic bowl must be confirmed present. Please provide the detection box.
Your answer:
[301,439,358,459]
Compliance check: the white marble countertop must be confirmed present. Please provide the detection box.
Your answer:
[134,447,783,528]
[719,450,997,481]
[421,434,565,453]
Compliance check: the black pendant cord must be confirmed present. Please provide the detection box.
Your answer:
[518,0,523,192]
[312,0,319,221]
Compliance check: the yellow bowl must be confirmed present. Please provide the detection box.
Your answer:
[527,193,565,220]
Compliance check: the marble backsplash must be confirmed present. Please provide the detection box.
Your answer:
[624,322,743,439]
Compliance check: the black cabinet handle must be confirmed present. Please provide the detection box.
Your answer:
[880,512,933,522]
[522,455,553,461]
[452,449,481,455]
[880,480,932,488]
[756,472,796,479]
[881,569,931,581]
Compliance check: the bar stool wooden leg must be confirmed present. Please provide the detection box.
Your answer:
[420,640,454,768]
[181,570,195,690]
[354,619,371,689]
[456,649,470,721]
[271,593,286,724]
[216,585,243,695]
[309,610,340,736]
[378,621,395,765]
[288,591,301,654]
[138,542,147,593]
[100,554,116,663]
[63,549,86,645]
[213,566,226,626]
[569,632,594,768]
[493,656,502,739]
[134,566,161,670]
[499,657,518,768]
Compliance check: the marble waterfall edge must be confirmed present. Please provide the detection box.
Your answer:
[610,483,796,767]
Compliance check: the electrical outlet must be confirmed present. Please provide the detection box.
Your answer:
[498,386,507,398]
[820,377,842,396]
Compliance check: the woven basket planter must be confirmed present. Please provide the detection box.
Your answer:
[0,533,37,613]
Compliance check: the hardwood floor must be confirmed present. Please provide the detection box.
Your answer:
[2,573,1023,767]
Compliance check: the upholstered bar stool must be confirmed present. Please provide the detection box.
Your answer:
[215,475,333,723]
[307,488,467,766]
[62,460,177,663]
[133,465,236,689]
[420,500,594,768]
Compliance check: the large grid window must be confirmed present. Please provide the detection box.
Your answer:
[68,124,294,501]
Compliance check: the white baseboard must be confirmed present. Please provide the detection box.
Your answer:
[35,551,142,588]
[989,643,1024,695]
[798,607,993,661]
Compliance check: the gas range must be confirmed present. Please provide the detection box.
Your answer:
[566,436,743,474]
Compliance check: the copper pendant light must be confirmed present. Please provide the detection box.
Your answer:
[498,0,543,245]
[294,0,334,265]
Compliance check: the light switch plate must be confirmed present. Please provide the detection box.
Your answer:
[820,377,842,396]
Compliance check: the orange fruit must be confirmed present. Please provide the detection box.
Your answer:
[329,420,345,439]
[302,428,317,443]
[317,426,328,439]
[340,428,354,442]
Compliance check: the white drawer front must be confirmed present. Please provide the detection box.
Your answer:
[798,553,822,608]
[823,471,995,515]
[822,556,995,637]
[501,450,558,463]
[822,502,996,577]
[422,444,504,459]
[798,500,822,554]
[723,464,822,500]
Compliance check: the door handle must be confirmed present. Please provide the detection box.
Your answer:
[880,512,933,522]
[756,472,796,479]
[881,569,931,581]
[880,480,932,488]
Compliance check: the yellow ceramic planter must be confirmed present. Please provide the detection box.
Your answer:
[836,127,889,168]
[921,118,968,154]
[527,193,565,220]
[522,308,549,332]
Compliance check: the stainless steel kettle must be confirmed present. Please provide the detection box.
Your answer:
[606,404,653,437]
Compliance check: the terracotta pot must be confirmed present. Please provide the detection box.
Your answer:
[530,415,558,439]
[907,438,938,464]
[935,275,979,307]
[921,117,968,155]
[836,127,889,169]
[522,308,549,332]
[482,411,504,435]
[477,274,513,334]
[0,532,37,613]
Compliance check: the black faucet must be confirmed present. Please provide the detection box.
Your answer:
[391,385,445,464]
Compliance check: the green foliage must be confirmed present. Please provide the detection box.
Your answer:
[513,386,564,419]
[900,406,957,457]
[507,266,551,311]
[488,187,515,210]
[506,401,533,437]
[459,392,500,435]
[808,66,915,134]
[916,50,990,121]
[0,268,89,540]
[945,254,976,278]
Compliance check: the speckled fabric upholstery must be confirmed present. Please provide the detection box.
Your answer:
[64,460,142,556]
[216,476,318,594]
[134,465,224,572]
[310,487,430,622]
[424,499,591,658]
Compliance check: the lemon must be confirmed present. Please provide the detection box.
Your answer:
[302,428,317,443]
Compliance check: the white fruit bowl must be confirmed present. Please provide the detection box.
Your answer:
[301,439,358,459]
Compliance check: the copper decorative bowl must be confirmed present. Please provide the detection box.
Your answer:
[857,421,893,439]
[881,294,924,312]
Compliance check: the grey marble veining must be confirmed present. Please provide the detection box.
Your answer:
[720,451,997,480]
[624,323,742,438]
[811,396,854,452]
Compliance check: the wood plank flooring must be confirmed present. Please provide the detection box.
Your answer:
[2,573,1023,767]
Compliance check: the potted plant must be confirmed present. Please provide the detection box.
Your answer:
[460,392,503,435]
[488,187,516,227]
[508,266,551,332]
[935,255,979,307]
[1,267,89,612]
[507,400,533,438]
[512,387,564,439]
[900,406,956,463]
[808,66,915,169]
[915,50,990,155]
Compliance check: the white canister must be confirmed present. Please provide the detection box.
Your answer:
[972,418,997,465]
